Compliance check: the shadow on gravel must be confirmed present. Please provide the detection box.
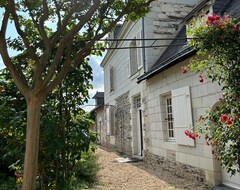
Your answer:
[128,161,211,190]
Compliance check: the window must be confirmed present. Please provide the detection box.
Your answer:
[160,86,194,146]
[129,39,138,75]
[134,96,141,109]
[165,96,174,140]
[129,31,142,76]
[109,66,114,93]
[105,107,115,136]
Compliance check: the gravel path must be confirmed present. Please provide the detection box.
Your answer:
[91,147,209,190]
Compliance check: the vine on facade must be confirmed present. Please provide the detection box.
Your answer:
[183,14,240,175]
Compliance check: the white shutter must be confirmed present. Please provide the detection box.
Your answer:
[172,86,194,146]
[136,31,143,68]
[110,67,114,92]
[129,40,137,75]
[106,107,110,135]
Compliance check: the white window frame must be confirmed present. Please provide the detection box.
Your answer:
[165,95,175,141]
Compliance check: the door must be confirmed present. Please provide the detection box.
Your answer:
[98,120,102,144]
[137,109,143,156]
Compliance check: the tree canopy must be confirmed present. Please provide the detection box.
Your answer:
[0,1,154,189]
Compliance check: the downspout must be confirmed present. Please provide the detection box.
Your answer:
[142,17,147,73]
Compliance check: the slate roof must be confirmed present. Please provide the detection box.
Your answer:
[92,92,104,99]
[137,0,240,83]
[137,26,195,83]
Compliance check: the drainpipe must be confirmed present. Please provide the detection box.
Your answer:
[142,17,147,73]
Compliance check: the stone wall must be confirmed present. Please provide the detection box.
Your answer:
[115,91,132,156]
[144,150,209,187]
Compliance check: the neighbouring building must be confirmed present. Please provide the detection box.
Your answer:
[100,0,240,189]
[90,92,105,144]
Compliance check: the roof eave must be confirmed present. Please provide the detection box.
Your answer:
[137,48,196,83]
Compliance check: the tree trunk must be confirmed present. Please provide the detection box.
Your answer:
[22,97,42,190]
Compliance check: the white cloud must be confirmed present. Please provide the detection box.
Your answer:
[88,83,104,98]
[81,55,105,112]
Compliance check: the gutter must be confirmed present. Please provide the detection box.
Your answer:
[142,17,146,73]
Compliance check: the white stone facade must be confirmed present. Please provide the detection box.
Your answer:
[101,0,201,154]
[143,57,223,185]
[99,0,234,187]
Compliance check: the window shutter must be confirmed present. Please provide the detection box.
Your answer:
[110,67,114,92]
[129,40,138,75]
[110,107,114,135]
[172,86,194,146]
[106,107,110,135]
[136,31,142,68]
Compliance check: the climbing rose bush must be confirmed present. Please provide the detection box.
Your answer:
[185,14,240,175]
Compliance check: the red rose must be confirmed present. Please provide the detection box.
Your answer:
[226,120,233,125]
[220,114,228,122]
[211,149,215,155]
[217,23,223,29]
[215,15,221,21]
[181,67,187,73]
[199,76,204,83]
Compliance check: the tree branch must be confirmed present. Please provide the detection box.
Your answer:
[8,0,39,64]
[0,36,30,99]
[0,7,10,34]
[42,0,100,88]
[39,0,155,96]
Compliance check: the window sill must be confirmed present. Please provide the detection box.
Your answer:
[166,139,176,143]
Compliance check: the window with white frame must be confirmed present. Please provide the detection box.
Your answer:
[109,66,114,93]
[165,96,174,140]
[160,86,195,146]
[134,96,141,109]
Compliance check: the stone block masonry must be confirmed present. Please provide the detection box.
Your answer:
[144,150,210,188]
[115,91,132,156]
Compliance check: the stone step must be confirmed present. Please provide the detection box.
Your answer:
[212,185,238,190]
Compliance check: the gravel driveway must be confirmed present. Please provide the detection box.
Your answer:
[91,147,209,190]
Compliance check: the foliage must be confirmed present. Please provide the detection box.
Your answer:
[70,151,100,189]
[186,14,240,175]
[0,68,98,189]
[0,171,16,190]
[0,1,154,188]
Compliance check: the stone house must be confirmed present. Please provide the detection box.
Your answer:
[101,0,201,155]
[100,0,240,188]
[90,92,105,144]
[137,0,240,188]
